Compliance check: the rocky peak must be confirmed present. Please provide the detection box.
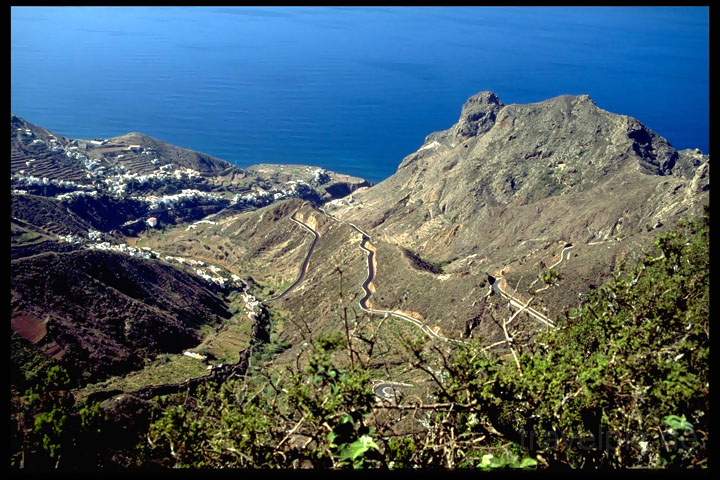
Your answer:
[334,91,708,262]
[452,91,504,141]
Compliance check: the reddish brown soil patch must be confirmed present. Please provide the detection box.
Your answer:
[11,312,47,344]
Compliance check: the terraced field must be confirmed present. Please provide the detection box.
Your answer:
[11,147,89,183]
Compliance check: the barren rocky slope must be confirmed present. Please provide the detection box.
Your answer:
[327,92,708,316]
[9,92,709,394]
[331,92,707,255]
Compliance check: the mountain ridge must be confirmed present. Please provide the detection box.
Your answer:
[330,91,708,258]
[10,91,709,417]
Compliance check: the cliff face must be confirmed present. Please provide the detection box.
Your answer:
[414,90,505,152]
[330,92,708,263]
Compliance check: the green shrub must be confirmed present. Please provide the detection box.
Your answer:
[138,214,709,469]
[438,214,708,468]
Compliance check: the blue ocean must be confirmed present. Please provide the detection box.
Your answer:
[11,7,709,183]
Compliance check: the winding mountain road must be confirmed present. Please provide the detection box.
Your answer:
[268,212,319,302]
[310,206,567,399]
[530,243,575,293]
[489,242,576,329]
[356,233,464,345]
[316,208,463,399]
[322,207,560,335]
[490,277,556,328]
[317,207,463,345]
[547,244,575,271]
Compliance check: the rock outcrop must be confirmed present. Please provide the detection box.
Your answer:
[332,91,709,260]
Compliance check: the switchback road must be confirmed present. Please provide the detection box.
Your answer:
[318,207,463,345]
[373,381,414,401]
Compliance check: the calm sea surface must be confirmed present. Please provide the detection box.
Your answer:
[11,7,709,182]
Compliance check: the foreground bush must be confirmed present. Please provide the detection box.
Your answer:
[11,214,707,469]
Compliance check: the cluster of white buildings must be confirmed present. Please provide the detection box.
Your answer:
[13,130,214,205]
[312,168,331,185]
[58,234,85,244]
[242,291,263,321]
[87,229,103,241]
[14,129,325,220]
[193,267,228,286]
[276,180,315,199]
[178,260,245,289]
[186,219,217,231]
[77,238,245,288]
[136,188,229,211]
[87,241,159,260]
[65,148,90,163]
[103,164,203,197]
[230,180,315,209]
[187,262,245,289]
[56,190,99,201]
[186,261,244,289]
[163,255,206,267]
[11,173,96,191]
[48,136,64,153]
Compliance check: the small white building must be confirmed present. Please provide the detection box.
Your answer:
[183,351,207,361]
[146,217,158,228]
